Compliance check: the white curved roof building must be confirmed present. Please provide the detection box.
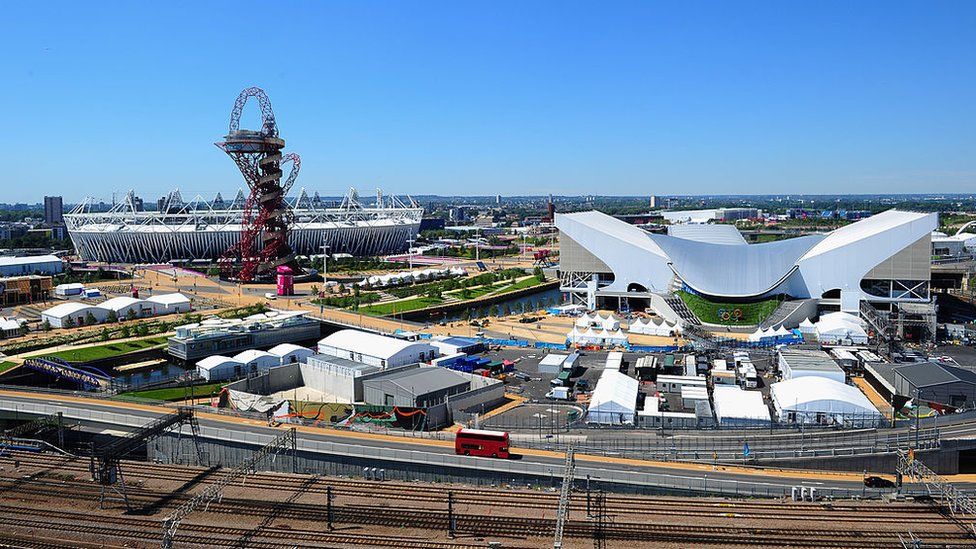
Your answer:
[556,209,937,313]
[317,329,438,369]
[771,377,882,426]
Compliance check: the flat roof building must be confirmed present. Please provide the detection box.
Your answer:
[168,310,321,362]
[778,349,846,384]
[712,385,771,426]
[0,255,63,277]
[363,366,470,408]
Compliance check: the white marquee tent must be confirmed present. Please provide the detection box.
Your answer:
[770,377,882,426]
[586,369,638,425]
[814,312,868,344]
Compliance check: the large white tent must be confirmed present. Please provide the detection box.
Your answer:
[712,385,771,426]
[586,369,638,425]
[814,312,868,344]
[770,377,882,426]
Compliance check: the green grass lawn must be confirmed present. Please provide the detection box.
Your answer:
[115,381,226,402]
[498,277,543,292]
[43,336,169,363]
[0,361,17,374]
[676,291,782,326]
[358,296,445,316]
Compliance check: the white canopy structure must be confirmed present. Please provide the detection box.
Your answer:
[600,313,620,331]
[798,318,816,334]
[197,355,241,381]
[712,385,771,426]
[628,317,680,337]
[581,327,601,344]
[575,314,594,328]
[770,377,882,425]
[605,329,628,345]
[814,312,868,344]
[773,325,791,337]
[566,326,585,344]
[747,328,765,342]
[586,369,638,425]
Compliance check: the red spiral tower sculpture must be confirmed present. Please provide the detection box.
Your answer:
[217,87,302,282]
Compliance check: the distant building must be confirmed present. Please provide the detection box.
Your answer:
[0,255,63,277]
[495,194,501,205]
[649,195,660,209]
[44,196,63,225]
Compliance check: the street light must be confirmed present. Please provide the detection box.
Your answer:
[320,244,330,290]
[406,238,416,270]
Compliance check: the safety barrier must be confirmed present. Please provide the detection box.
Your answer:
[480,337,531,348]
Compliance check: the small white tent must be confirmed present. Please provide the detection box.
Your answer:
[628,318,647,334]
[606,329,628,345]
[600,313,620,331]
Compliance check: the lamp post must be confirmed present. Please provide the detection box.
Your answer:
[406,238,416,270]
[320,244,330,291]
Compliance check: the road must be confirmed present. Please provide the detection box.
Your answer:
[0,389,955,498]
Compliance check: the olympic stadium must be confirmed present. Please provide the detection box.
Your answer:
[555,209,938,328]
[65,188,423,264]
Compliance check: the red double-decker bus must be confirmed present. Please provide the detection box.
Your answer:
[455,428,510,458]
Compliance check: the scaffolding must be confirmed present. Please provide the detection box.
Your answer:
[553,444,576,549]
[896,449,976,517]
[90,408,204,509]
[161,427,297,549]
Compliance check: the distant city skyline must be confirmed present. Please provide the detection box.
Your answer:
[3,2,974,202]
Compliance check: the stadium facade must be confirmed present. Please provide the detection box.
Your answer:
[65,188,423,264]
[556,209,937,316]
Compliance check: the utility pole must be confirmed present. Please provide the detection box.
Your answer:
[327,485,335,530]
[320,244,330,289]
[448,490,457,538]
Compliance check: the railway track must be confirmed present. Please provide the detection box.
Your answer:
[1,472,971,547]
[0,452,955,524]
[0,505,494,549]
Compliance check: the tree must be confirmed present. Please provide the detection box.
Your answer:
[99,328,110,341]
[106,310,119,323]
[353,285,361,298]
[64,316,76,328]
[310,284,319,297]
[503,304,512,316]
[41,319,51,332]
[120,324,130,338]
[18,321,28,336]
[126,309,137,321]
[533,266,546,282]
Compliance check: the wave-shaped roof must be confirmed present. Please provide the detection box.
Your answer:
[650,234,825,297]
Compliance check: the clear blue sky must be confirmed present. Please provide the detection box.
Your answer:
[3,1,975,202]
